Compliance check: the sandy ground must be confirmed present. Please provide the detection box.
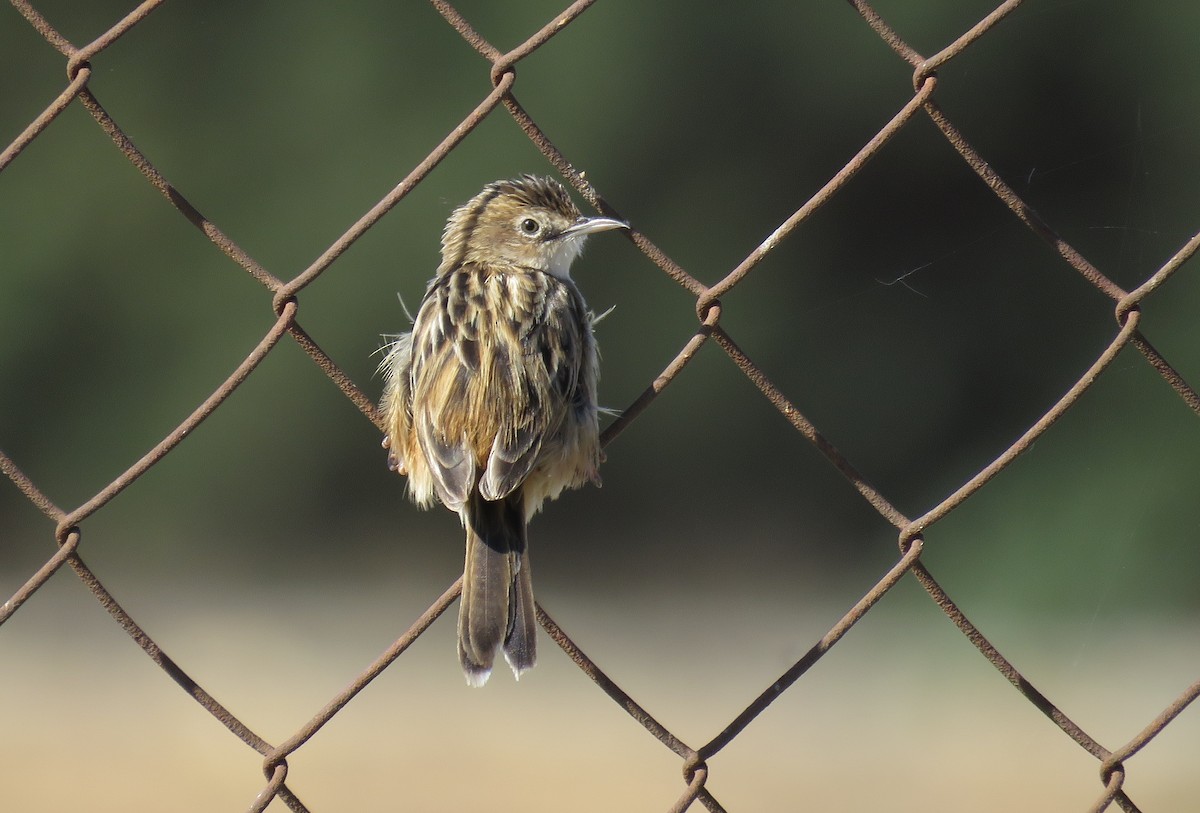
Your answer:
[3,571,1197,812]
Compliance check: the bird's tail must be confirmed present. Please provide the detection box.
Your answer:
[459,490,537,687]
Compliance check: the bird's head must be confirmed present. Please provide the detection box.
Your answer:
[441,175,627,279]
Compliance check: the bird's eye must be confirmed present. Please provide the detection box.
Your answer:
[519,217,541,236]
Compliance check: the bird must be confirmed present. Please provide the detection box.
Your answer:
[379,175,627,686]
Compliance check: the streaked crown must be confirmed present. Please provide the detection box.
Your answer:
[439,175,626,280]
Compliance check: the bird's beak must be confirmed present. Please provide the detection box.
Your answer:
[562,216,628,238]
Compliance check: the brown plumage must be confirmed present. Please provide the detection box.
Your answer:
[379,175,626,686]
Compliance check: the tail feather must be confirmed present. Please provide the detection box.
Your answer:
[504,546,537,679]
[459,491,536,686]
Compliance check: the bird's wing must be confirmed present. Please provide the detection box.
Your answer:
[410,265,587,507]
[479,272,585,501]
[409,275,478,511]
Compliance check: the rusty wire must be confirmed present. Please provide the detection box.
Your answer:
[3,1,1200,811]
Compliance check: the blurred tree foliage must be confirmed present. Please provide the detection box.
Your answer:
[1,0,1198,619]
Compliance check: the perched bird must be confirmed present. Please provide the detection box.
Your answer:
[380,175,626,686]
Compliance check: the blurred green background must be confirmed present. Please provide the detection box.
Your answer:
[2,1,1199,811]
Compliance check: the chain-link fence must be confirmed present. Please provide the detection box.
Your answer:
[3,1,1198,811]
